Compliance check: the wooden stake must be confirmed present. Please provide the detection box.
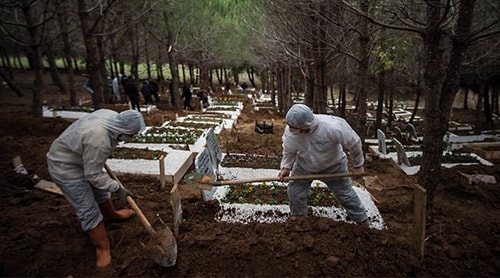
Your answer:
[413,183,427,262]
[159,154,166,191]
[170,184,182,237]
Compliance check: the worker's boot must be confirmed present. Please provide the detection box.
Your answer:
[87,222,111,271]
[99,199,135,221]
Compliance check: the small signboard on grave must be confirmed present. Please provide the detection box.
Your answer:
[393,138,411,166]
[377,129,387,155]
[194,147,217,201]
[393,127,403,142]
[205,127,222,169]
[407,123,418,141]
[194,147,215,176]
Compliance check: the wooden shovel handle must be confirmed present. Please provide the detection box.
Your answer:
[104,164,156,236]
[216,172,358,186]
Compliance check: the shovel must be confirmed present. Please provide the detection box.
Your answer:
[104,164,177,267]
[184,172,360,191]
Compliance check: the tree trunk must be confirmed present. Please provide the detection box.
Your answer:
[78,0,105,109]
[46,49,66,93]
[0,67,25,96]
[419,0,475,212]
[22,0,43,117]
[375,70,385,133]
[57,2,78,106]
[163,11,182,111]
[355,0,370,146]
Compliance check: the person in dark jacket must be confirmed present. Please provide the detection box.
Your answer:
[140,80,154,105]
[123,76,141,112]
[182,83,194,111]
[149,80,160,103]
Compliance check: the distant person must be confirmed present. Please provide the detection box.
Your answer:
[83,74,94,95]
[278,104,369,227]
[47,109,145,271]
[225,81,232,95]
[140,80,154,105]
[111,75,122,103]
[182,83,194,111]
[196,89,210,108]
[123,76,141,112]
[240,82,248,93]
[149,79,160,103]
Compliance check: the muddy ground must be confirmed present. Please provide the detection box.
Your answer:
[0,72,499,277]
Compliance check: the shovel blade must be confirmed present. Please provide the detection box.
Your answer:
[150,226,177,267]
[184,172,216,190]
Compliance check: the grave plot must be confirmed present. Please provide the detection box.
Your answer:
[42,106,94,120]
[175,115,233,133]
[109,127,198,184]
[192,136,384,229]
[220,153,281,169]
[462,142,500,162]
[106,147,192,185]
[211,179,385,230]
[445,132,500,150]
[210,99,244,110]
[202,106,241,119]
[135,126,205,146]
[161,120,219,133]
[371,140,493,176]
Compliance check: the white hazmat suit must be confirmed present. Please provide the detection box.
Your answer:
[280,104,368,224]
[47,109,145,230]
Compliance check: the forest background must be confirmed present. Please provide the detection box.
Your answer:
[1,0,500,213]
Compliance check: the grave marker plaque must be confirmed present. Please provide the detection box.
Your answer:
[393,127,403,142]
[205,127,222,172]
[194,147,217,201]
[407,123,418,140]
[393,138,411,166]
[377,129,387,155]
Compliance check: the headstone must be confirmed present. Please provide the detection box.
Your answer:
[194,147,217,201]
[393,138,411,166]
[393,127,403,142]
[205,127,222,172]
[377,129,387,155]
[407,123,418,140]
[194,147,215,176]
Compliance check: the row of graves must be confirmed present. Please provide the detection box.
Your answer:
[367,121,499,177]
[40,98,242,191]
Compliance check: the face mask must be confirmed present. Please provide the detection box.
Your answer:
[288,126,310,135]
[289,128,301,135]
[118,134,134,142]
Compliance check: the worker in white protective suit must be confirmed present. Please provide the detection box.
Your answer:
[278,104,369,226]
[46,109,145,271]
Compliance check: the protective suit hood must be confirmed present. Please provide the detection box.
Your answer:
[106,109,146,136]
[286,104,319,129]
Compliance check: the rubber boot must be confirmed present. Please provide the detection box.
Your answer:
[99,199,135,221]
[87,222,111,271]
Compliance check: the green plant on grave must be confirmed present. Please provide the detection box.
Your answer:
[270,185,280,196]
[263,136,269,147]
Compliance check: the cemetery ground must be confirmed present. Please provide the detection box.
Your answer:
[0,76,499,277]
